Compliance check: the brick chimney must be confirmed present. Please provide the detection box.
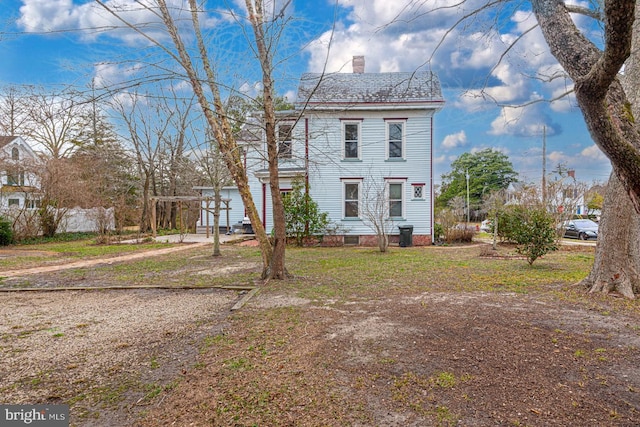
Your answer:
[567,170,575,179]
[352,56,365,74]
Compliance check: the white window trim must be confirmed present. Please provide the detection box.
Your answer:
[385,120,406,160]
[342,121,361,160]
[342,179,362,219]
[386,179,405,219]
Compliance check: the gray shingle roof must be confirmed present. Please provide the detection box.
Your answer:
[296,71,444,107]
[0,136,18,149]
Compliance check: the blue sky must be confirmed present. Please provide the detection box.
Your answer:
[0,0,612,186]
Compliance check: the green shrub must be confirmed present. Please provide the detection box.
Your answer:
[433,222,444,243]
[283,179,330,246]
[498,205,557,265]
[0,216,14,246]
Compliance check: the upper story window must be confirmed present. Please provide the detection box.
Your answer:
[11,147,19,160]
[386,121,405,159]
[343,122,360,160]
[278,124,293,159]
[343,180,361,218]
[7,171,25,186]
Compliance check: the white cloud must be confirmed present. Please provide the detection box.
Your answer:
[488,102,561,138]
[283,90,297,105]
[548,150,569,164]
[441,130,467,150]
[433,154,448,164]
[17,0,220,45]
[581,144,607,161]
[93,62,142,88]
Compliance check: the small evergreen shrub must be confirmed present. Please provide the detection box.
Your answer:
[283,180,330,246]
[498,205,557,265]
[0,216,14,246]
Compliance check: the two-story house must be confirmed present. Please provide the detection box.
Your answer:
[197,57,444,245]
[0,136,40,211]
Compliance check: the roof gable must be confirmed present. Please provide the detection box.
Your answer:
[0,136,38,160]
[0,136,18,149]
[296,71,444,107]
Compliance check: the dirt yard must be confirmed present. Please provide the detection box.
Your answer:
[1,241,639,426]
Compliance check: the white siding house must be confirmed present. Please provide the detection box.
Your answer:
[0,136,40,211]
[198,57,444,245]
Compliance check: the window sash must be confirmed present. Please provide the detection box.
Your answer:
[344,182,359,218]
[388,182,403,217]
[278,124,293,159]
[344,123,359,159]
[387,122,403,158]
[7,171,25,186]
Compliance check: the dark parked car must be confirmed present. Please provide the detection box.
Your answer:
[562,219,599,240]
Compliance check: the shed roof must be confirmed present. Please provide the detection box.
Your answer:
[296,71,444,108]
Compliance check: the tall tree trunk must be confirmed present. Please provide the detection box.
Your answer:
[580,174,640,298]
[213,192,221,257]
[245,0,289,279]
[98,0,277,277]
[580,1,640,298]
[140,171,151,232]
[156,0,273,276]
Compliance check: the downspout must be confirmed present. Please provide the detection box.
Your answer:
[305,117,310,235]
[305,117,310,192]
[430,115,434,243]
[262,183,267,230]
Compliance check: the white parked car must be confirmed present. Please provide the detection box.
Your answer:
[480,219,493,232]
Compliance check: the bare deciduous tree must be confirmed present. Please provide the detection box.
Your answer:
[21,86,92,159]
[95,0,296,279]
[0,85,30,136]
[360,177,398,252]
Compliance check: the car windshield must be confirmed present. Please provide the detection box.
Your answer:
[573,220,598,228]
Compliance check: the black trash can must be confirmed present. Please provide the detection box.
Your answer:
[398,225,413,247]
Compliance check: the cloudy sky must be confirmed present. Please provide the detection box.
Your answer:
[0,0,612,185]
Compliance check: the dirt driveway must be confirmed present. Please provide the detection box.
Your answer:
[0,240,244,426]
[0,288,239,425]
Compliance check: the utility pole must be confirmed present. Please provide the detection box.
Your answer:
[466,169,470,224]
[542,126,547,204]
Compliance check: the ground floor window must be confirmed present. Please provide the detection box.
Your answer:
[8,198,19,207]
[387,181,404,218]
[343,180,361,218]
[26,199,41,209]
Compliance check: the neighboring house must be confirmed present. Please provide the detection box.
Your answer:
[197,57,445,245]
[506,172,591,217]
[0,136,40,212]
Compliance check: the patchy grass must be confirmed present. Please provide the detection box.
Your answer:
[0,238,176,271]
[282,244,595,301]
[7,239,640,426]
